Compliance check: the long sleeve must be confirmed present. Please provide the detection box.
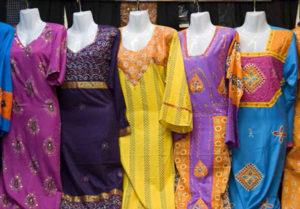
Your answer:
[46,25,67,86]
[283,33,298,147]
[107,28,130,136]
[225,32,244,148]
[159,32,193,134]
[0,26,14,136]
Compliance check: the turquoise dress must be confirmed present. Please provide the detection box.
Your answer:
[0,22,14,136]
[229,26,298,209]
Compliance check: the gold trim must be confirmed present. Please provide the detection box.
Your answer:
[119,126,131,137]
[240,89,282,108]
[62,189,122,203]
[61,81,108,89]
[240,51,285,63]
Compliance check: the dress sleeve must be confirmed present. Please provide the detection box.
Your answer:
[224,32,244,148]
[159,32,193,134]
[107,28,130,137]
[0,27,14,136]
[283,33,298,148]
[46,26,67,86]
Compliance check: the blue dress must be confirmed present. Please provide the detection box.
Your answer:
[229,26,298,209]
[0,22,14,136]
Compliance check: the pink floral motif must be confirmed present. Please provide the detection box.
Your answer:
[9,174,23,192]
[0,194,13,207]
[43,137,56,156]
[43,99,56,117]
[12,98,23,115]
[28,156,39,175]
[10,59,19,76]
[11,136,25,154]
[38,61,47,76]
[43,177,57,195]
[24,193,38,208]
[27,116,40,136]
[43,28,52,43]
[24,46,32,57]
[24,78,37,97]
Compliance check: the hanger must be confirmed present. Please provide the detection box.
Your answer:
[136,0,140,11]
[77,0,82,12]
[194,0,200,13]
[24,0,29,8]
[253,0,256,12]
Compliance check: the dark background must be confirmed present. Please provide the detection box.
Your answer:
[0,0,298,30]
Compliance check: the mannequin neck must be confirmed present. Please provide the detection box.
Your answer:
[240,11,269,33]
[71,11,97,32]
[126,10,153,33]
[188,12,215,34]
[18,8,44,31]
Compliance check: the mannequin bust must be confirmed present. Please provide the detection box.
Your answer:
[17,8,46,47]
[236,11,270,53]
[67,11,98,53]
[122,10,155,52]
[186,12,216,56]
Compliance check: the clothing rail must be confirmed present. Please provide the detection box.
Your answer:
[110,0,271,2]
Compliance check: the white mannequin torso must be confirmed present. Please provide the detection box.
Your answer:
[186,12,216,56]
[121,10,154,52]
[17,8,46,47]
[237,11,271,53]
[67,11,98,53]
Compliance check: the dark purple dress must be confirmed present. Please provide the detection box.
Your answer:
[59,25,129,209]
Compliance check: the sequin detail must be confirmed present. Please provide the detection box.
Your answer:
[24,78,37,97]
[0,194,13,207]
[24,193,38,208]
[43,99,56,117]
[43,177,57,195]
[12,98,23,115]
[43,137,56,156]
[189,73,204,93]
[9,174,23,192]
[27,116,40,136]
[28,156,39,175]
[11,136,25,154]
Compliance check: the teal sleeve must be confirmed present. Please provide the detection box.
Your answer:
[283,33,298,146]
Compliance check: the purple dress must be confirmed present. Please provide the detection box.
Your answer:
[0,23,67,209]
[59,25,129,209]
[175,27,243,209]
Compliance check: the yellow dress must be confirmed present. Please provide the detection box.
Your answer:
[117,26,193,209]
[282,27,300,208]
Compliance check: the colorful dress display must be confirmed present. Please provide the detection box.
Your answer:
[0,23,67,209]
[59,25,129,209]
[281,27,300,209]
[175,27,243,209]
[0,22,14,136]
[229,26,298,209]
[118,25,193,209]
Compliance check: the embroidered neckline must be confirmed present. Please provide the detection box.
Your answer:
[183,26,220,58]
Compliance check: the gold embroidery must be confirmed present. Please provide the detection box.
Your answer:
[189,73,204,93]
[61,81,108,89]
[240,88,282,108]
[217,77,227,95]
[62,189,122,203]
[118,26,174,85]
[193,160,208,177]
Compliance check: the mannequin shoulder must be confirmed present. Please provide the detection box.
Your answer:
[217,26,237,36]
[270,26,293,42]
[155,25,177,43]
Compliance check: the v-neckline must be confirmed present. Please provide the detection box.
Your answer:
[67,26,100,54]
[120,25,157,53]
[15,23,48,48]
[183,26,219,58]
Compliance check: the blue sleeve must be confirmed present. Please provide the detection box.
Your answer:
[283,33,298,146]
[0,26,14,136]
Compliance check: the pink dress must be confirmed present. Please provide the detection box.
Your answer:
[0,23,66,209]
